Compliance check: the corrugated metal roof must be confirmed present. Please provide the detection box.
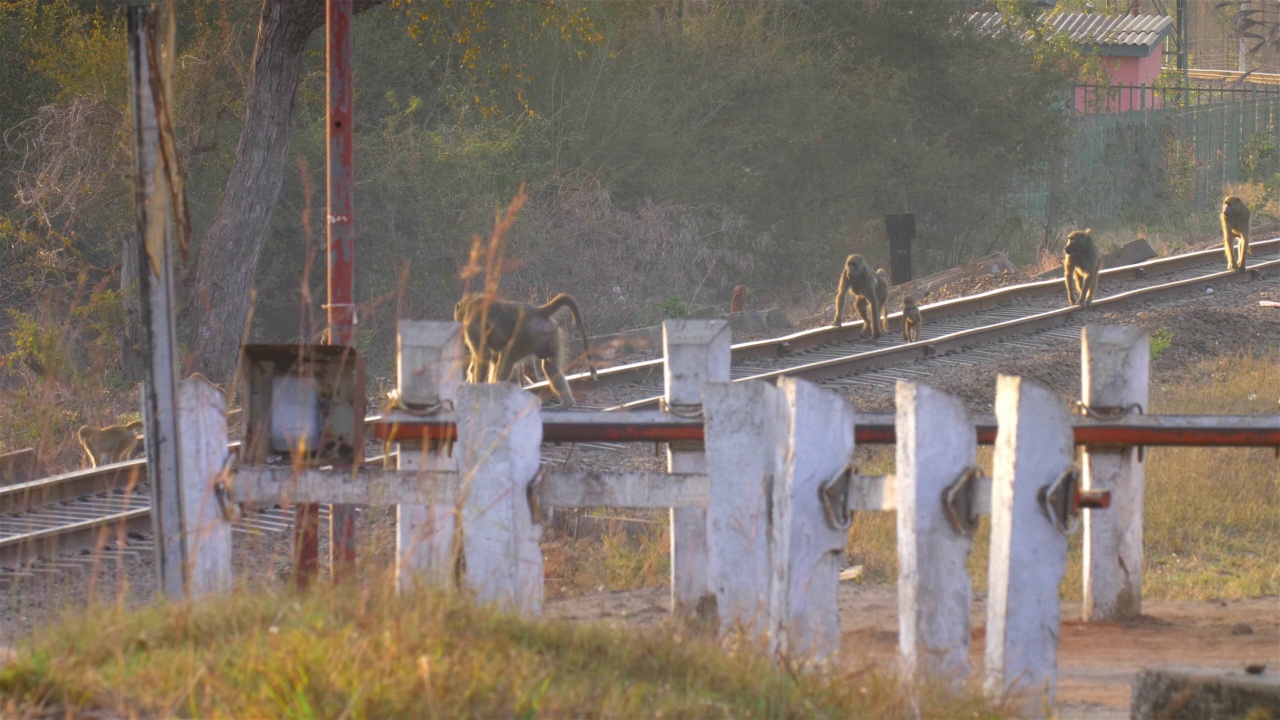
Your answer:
[970,12,1174,50]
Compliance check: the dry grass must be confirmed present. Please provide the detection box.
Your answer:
[0,579,1007,718]
[843,350,1280,601]
[542,512,670,598]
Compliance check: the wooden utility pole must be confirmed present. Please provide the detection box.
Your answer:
[127,1,186,600]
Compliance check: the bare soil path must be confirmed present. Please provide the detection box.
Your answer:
[546,583,1280,718]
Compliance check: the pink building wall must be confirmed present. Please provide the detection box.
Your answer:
[1074,50,1165,113]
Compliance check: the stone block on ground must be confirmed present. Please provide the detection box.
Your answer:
[1131,666,1279,720]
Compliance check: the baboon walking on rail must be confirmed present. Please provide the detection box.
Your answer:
[901,295,923,343]
[454,293,599,409]
[1221,196,1251,273]
[77,421,143,468]
[1063,229,1102,307]
[831,254,888,339]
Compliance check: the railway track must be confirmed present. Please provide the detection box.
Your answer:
[2,240,1276,574]
[572,238,1280,408]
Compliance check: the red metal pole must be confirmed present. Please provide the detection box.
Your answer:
[293,0,356,589]
[323,0,358,585]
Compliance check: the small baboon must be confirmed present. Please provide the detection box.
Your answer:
[77,421,143,468]
[1221,196,1251,272]
[1063,229,1102,307]
[831,254,887,339]
[901,294,923,343]
[729,285,748,313]
[454,293,599,409]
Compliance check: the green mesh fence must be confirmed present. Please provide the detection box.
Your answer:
[1014,85,1280,229]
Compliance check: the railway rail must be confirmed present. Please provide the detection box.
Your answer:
[2,239,1277,572]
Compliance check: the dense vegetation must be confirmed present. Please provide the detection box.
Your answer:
[0,0,1085,382]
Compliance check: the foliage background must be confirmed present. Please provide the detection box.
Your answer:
[1,0,1269,419]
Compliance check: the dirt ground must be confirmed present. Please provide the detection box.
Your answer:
[545,583,1280,718]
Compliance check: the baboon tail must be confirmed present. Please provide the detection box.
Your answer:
[540,294,597,379]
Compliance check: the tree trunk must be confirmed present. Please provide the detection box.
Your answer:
[118,231,146,381]
[188,0,324,383]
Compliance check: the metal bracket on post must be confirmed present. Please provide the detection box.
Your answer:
[942,466,984,537]
[1075,401,1146,460]
[1039,467,1112,537]
[819,465,854,531]
[1039,467,1082,536]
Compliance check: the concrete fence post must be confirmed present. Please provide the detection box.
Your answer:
[663,319,731,619]
[895,381,976,683]
[985,375,1075,715]
[178,373,232,597]
[455,383,544,615]
[703,380,783,638]
[1081,325,1149,621]
[773,377,854,662]
[393,321,465,592]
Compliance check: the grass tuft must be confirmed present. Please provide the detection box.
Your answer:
[0,580,1006,718]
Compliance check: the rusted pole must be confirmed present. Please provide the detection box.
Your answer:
[316,0,358,586]
[127,2,186,600]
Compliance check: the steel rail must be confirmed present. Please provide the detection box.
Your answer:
[0,462,147,517]
[0,508,151,569]
[612,256,1280,409]
[525,238,1280,393]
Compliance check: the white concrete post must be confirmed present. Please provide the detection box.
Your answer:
[986,376,1074,715]
[895,381,976,683]
[1081,325,1149,621]
[455,383,544,616]
[773,377,855,662]
[702,380,783,639]
[663,319,731,618]
[178,373,232,597]
[393,321,465,592]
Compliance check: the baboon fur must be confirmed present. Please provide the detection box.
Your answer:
[454,293,598,409]
[1063,229,1102,307]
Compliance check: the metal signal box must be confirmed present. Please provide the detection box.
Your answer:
[240,343,366,467]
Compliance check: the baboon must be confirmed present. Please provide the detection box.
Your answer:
[1063,229,1102,307]
[729,285,748,313]
[902,294,923,343]
[1221,196,1251,272]
[867,268,889,335]
[454,293,599,409]
[831,254,887,339]
[77,421,143,468]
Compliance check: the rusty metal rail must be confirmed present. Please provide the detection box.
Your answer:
[612,256,1280,409]
[372,410,1280,448]
[529,237,1280,394]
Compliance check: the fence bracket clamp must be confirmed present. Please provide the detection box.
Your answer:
[1038,466,1112,537]
[819,465,854,531]
[214,456,241,522]
[942,466,983,537]
[526,467,550,526]
[1075,401,1146,460]
[659,398,704,421]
